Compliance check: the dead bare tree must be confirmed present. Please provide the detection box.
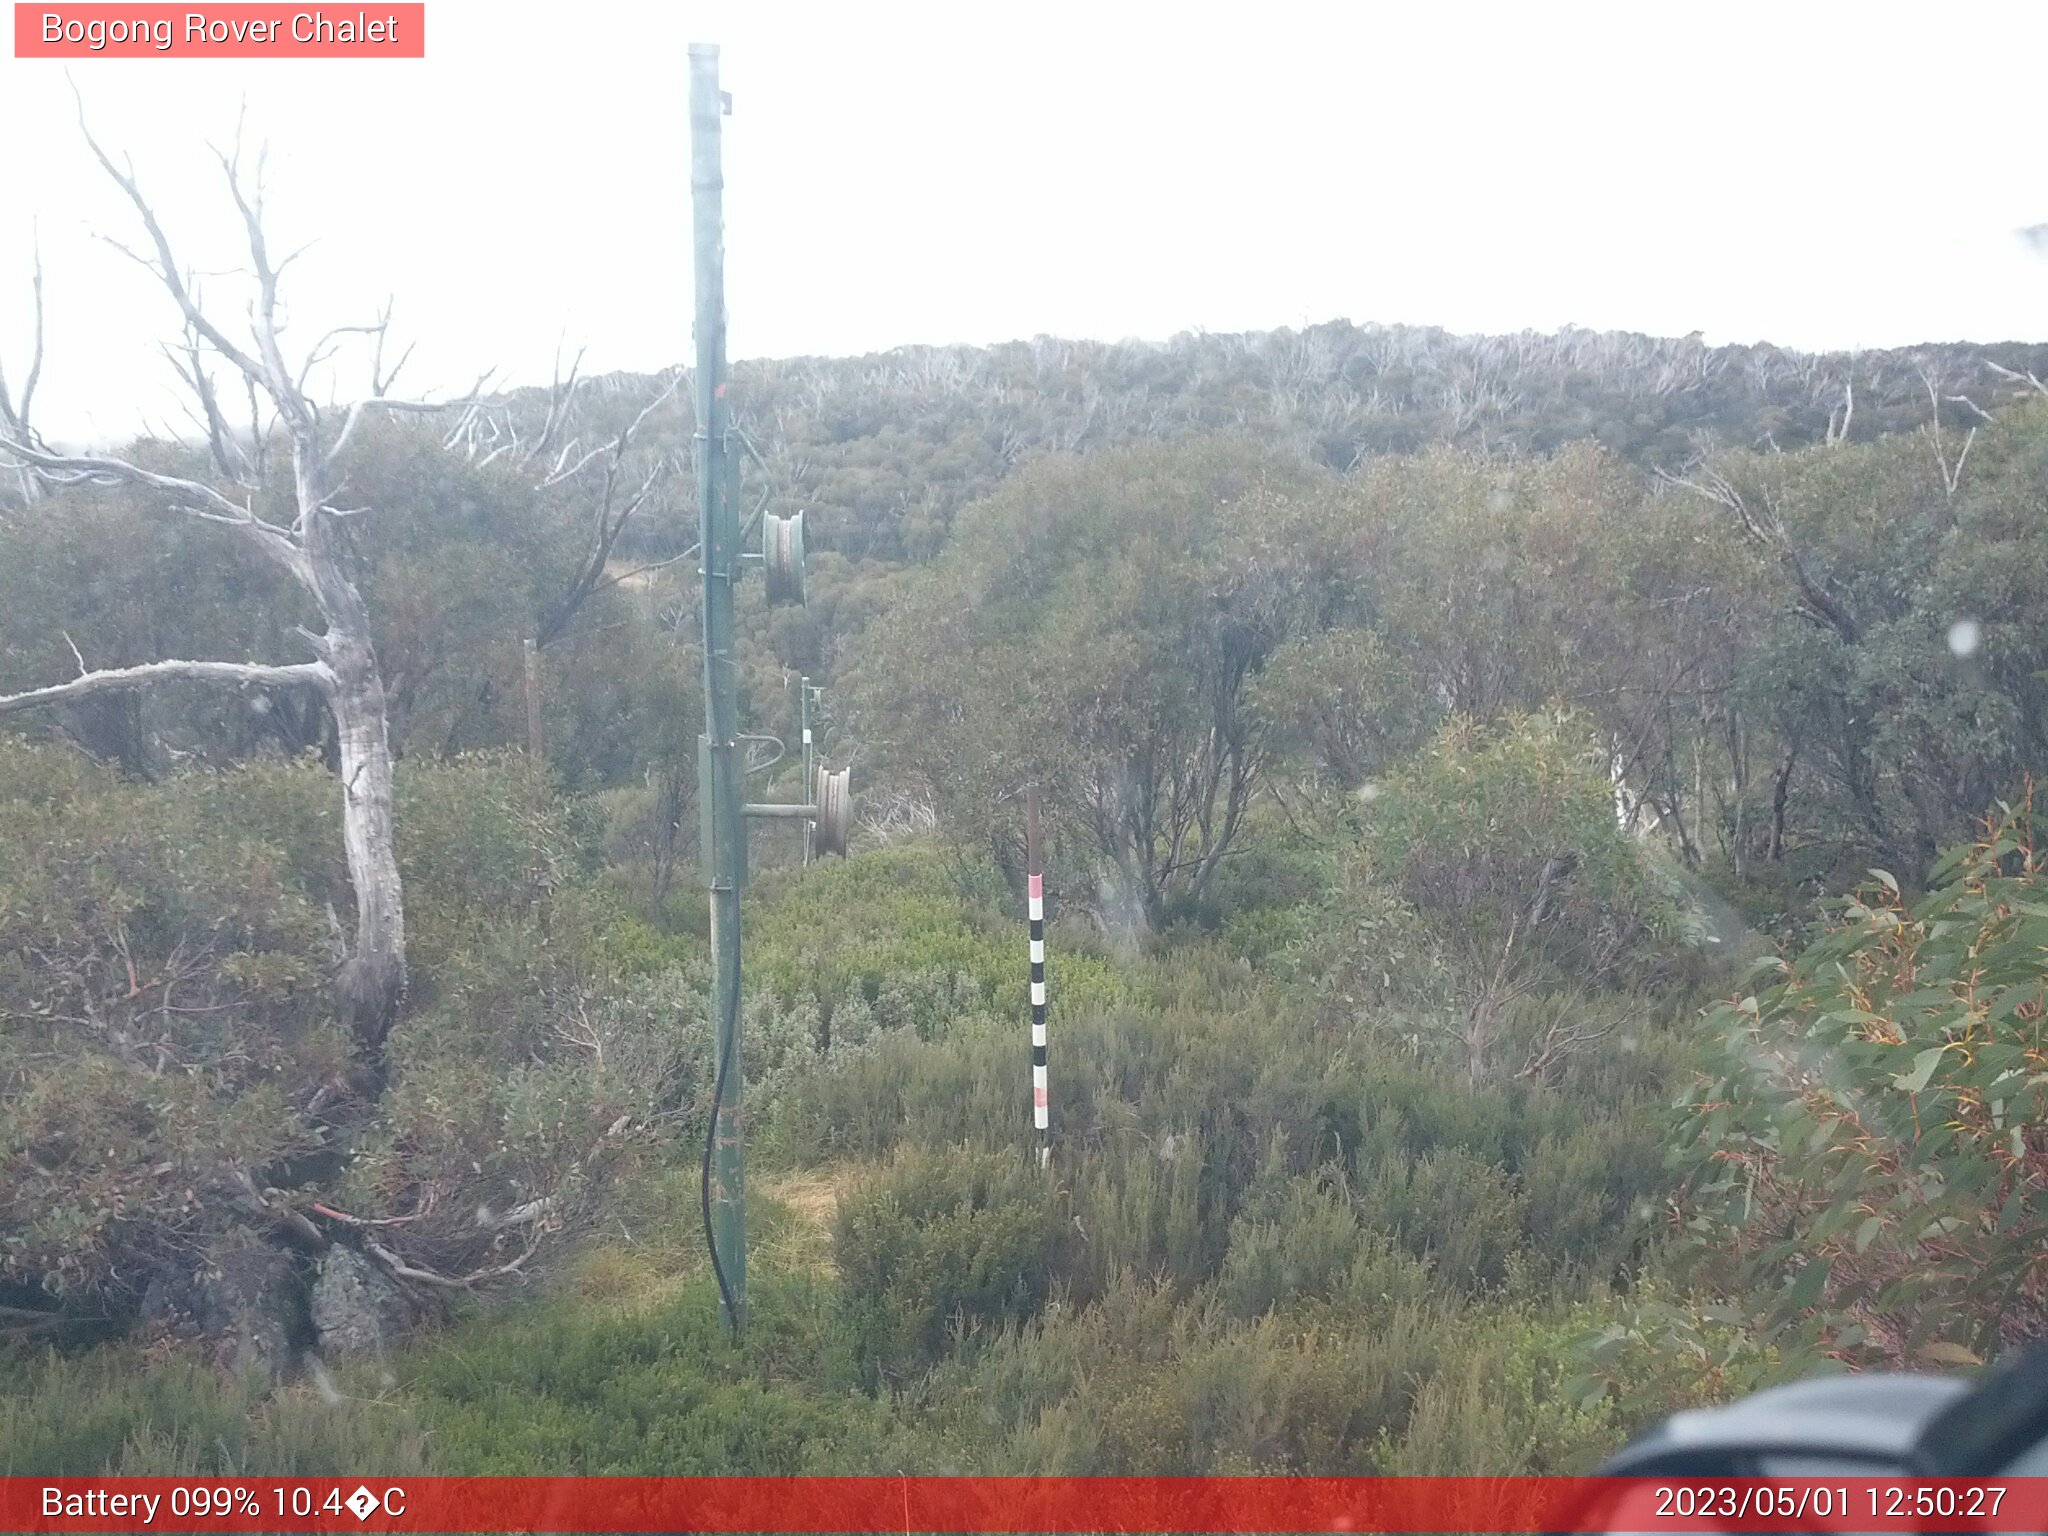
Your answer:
[1656,459,1861,645]
[1825,377,1854,446]
[1985,357,2048,398]
[439,359,691,772]
[0,117,473,1058]
[531,370,687,650]
[1922,367,1976,503]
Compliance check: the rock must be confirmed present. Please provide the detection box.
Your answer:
[139,1233,306,1382]
[309,1244,417,1355]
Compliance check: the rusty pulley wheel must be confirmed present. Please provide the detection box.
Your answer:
[763,510,807,607]
[812,764,851,857]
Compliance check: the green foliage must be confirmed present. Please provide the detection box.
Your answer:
[1247,625,1440,788]
[1,1262,923,1475]
[1281,712,1686,1087]
[849,439,1347,925]
[0,738,699,1310]
[1564,1275,1804,1427]
[1378,1309,1622,1475]
[1673,801,2048,1365]
[1364,712,1666,989]
[0,471,315,774]
[836,1150,1069,1387]
[340,762,704,1280]
[745,842,1138,1057]
[919,1269,1455,1474]
[0,1348,434,1476]
[3,789,1716,1474]
[1213,1172,1427,1321]
[0,741,341,1303]
[1691,406,2048,887]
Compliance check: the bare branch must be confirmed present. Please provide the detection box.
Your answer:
[0,226,44,443]
[588,541,700,598]
[534,373,686,648]
[294,321,382,396]
[1,228,46,506]
[1656,461,1778,544]
[72,85,275,402]
[1924,368,1975,501]
[18,231,42,427]
[0,657,332,719]
[327,368,495,471]
[0,439,307,579]
[527,340,585,463]
[362,1229,546,1290]
[38,104,414,1053]
[1659,460,1860,643]
[245,373,271,482]
[370,301,414,396]
[1984,358,2048,397]
[235,1170,327,1250]
[308,1200,424,1230]
[537,438,607,488]
[163,323,257,485]
[213,136,318,438]
[1947,426,1976,499]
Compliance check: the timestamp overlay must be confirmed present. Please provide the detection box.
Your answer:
[4,1477,2048,1532]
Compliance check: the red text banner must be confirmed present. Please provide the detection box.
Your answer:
[5,1476,2048,1533]
[15,5,425,58]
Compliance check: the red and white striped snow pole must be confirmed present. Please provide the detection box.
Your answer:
[1026,784,1050,1169]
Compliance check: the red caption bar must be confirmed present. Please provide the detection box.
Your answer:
[5,1477,2048,1532]
[14,4,424,57]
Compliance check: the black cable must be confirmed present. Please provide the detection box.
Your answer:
[700,1027,739,1327]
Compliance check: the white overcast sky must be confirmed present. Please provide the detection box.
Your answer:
[4,0,2047,441]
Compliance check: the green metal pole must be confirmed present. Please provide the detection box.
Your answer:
[690,40,746,1334]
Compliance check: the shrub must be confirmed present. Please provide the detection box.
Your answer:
[835,1149,1069,1388]
[0,743,340,1307]
[1354,1149,1526,1296]
[1213,1173,1375,1320]
[1672,801,2048,1365]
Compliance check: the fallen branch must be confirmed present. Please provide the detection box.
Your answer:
[474,1195,556,1232]
[309,1200,424,1228]
[362,1227,547,1290]
[234,1170,328,1250]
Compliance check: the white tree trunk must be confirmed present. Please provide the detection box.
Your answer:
[332,640,406,1049]
[300,449,407,1051]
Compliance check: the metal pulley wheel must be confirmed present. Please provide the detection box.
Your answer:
[763,510,807,606]
[812,764,851,857]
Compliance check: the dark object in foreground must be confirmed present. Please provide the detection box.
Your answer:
[1596,1344,2048,1477]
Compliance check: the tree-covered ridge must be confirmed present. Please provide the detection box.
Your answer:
[520,322,2048,567]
